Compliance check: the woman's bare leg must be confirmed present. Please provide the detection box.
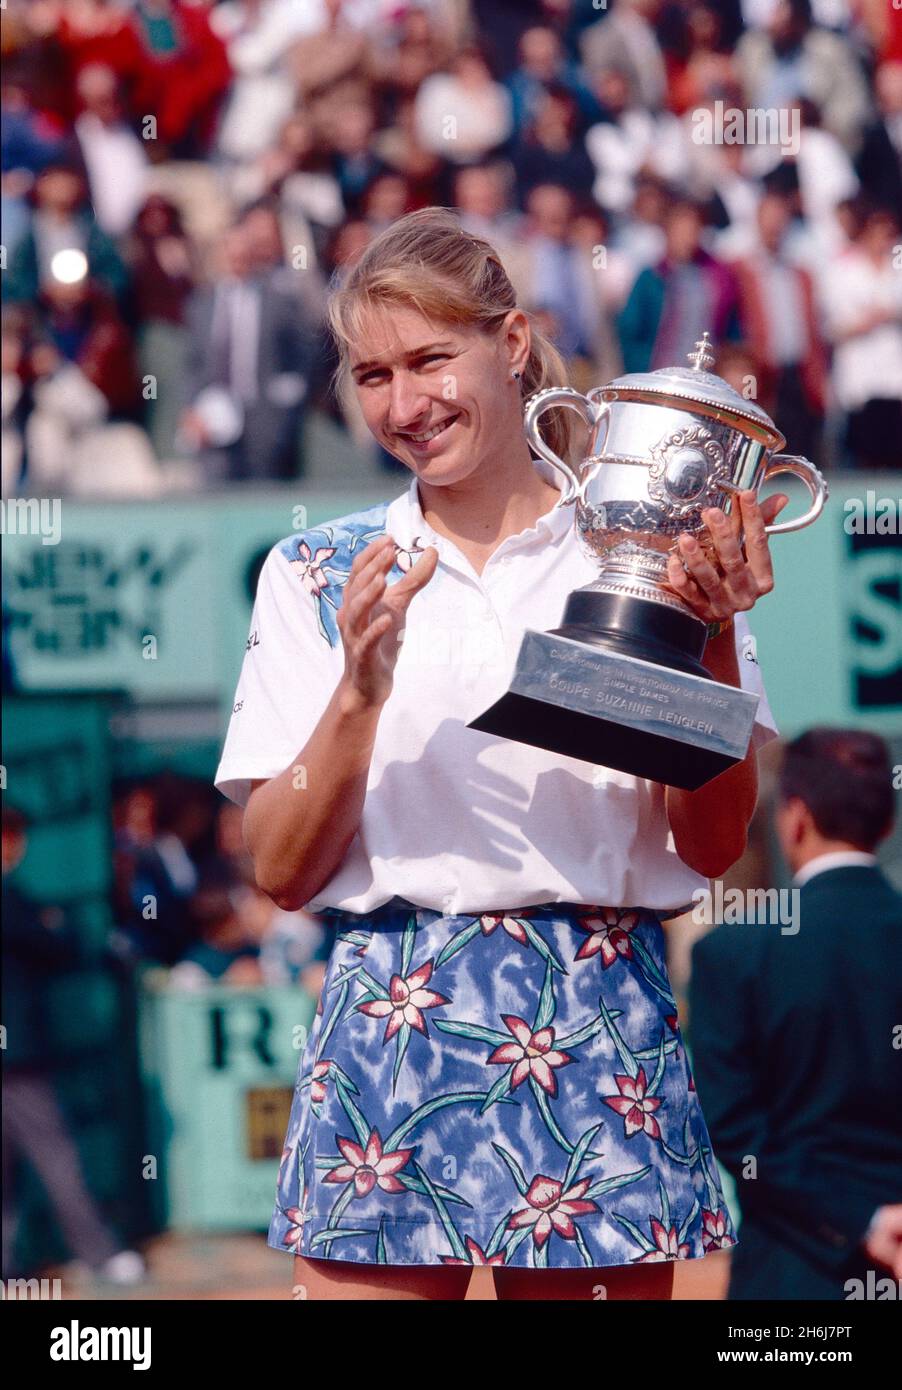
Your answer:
[292,1254,473,1300]
[493,1259,676,1301]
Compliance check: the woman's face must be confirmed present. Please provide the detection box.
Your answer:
[350,303,527,488]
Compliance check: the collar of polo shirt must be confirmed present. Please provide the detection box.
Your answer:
[385,454,574,556]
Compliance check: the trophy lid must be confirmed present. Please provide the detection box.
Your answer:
[598,332,786,448]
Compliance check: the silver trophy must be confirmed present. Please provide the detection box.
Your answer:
[467,333,829,789]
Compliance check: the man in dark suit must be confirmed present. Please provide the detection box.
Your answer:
[690,728,902,1299]
[180,221,317,482]
[2,804,145,1285]
[855,61,902,223]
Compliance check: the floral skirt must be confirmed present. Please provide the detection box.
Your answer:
[267,901,737,1269]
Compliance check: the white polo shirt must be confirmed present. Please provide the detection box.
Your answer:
[214,458,779,915]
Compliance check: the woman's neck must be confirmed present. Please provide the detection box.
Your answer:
[416,452,562,556]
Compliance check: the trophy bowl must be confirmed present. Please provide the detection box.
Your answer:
[522,331,828,677]
[466,333,829,788]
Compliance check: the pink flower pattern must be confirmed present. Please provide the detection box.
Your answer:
[508,1176,600,1249]
[603,1066,664,1140]
[357,960,450,1041]
[487,1016,574,1095]
[323,1129,415,1199]
[574,907,640,966]
[288,542,337,596]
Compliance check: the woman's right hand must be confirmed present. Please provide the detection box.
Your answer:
[337,534,438,710]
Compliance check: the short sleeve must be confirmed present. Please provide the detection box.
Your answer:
[214,541,342,808]
[731,610,780,753]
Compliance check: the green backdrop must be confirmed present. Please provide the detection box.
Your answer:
[4,477,899,735]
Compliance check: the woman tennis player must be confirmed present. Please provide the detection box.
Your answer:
[214,207,785,1301]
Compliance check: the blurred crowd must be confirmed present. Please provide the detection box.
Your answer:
[110,773,330,990]
[2,0,901,496]
[2,783,328,1286]
[3,775,330,994]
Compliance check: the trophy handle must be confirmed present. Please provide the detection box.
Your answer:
[523,387,605,505]
[760,454,829,535]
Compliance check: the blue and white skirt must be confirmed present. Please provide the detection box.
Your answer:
[267,901,737,1269]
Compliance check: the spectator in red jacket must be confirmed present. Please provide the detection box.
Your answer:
[127,0,232,156]
[46,0,232,156]
[34,0,143,123]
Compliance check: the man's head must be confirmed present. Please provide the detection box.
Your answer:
[188,868,244,947]
[362,172,410,224]
[533,85,581,143]
[664,198,706,263]
[769,0,812,51]
[775,728,895,873]
[570,199,608,250]
[526,181,574,240]
[238,202,284,271]
[857,206,901,261]
[76,63,122,123]
[756,190,793,254]
[632,175,668,227]
[518,26,562,82]
[33,165,86,219]
[592,67,632,117]
[453,162,510,220]
[330,102,375,156]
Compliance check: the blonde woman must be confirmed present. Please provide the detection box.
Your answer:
[214,207,785,1301]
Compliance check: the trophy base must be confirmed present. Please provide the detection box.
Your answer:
[556,585,710,677]
[466,593,759,790]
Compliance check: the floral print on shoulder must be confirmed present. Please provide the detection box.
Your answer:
[275,502,430,648]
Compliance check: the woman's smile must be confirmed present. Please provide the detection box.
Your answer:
[395,411,462,454]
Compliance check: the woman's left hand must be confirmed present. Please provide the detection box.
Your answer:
[665,489,789,625]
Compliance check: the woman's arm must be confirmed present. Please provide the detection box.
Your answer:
[665,620,758,876]
[662,489,787,877]
[243,678,383,912]
[243,535,438,911]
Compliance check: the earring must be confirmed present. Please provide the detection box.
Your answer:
[512,370,522,380]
